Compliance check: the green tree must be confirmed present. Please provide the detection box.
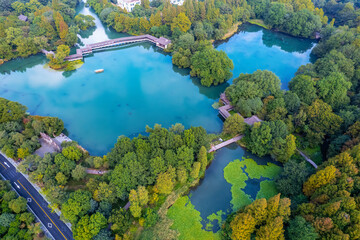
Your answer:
[287,216,318,240]
[9,197,27,214]
[75,14,95,30]
[284,91,300,114]
[265,2,287,28]
[74,213,107,240]
[270,134,296,163]
[49,44,70,65]
[317,72,351,109]
[275,159,312,197]
[62,146,82,162]
[72,164,87,180]
[223,114,246,136]
[55,172,68,185]
[289,75,317,105]
[190,48,234,87]
[93,182,117,204]
[0,98,27,123]
[306,100,343,144]
[246,122,272,157]
[61,190,92,224]
[284,9,321,38]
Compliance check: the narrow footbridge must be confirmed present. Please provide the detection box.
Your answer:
[297,150,318,169]
[209,135,244,153]
[65,34,171,61]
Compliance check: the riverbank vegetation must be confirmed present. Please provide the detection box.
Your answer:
[1,96,216,240]
[0,0,94,64]
[0,98,64,160]
[86,0,327,86]
[218,2,360,238]
[1,0,360,239]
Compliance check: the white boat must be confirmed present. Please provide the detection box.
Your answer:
[95,69,104,73]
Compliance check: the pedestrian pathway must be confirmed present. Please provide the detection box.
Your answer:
[297,149,318,168]
[209,135,244,153]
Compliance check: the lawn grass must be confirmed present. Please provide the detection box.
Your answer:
[247,19,270,29]
[221,22,242,40]
[167,196,220,240]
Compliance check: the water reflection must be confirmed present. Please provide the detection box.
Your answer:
[215,24,315,88]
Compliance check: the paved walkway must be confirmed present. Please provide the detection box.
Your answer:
[209,135,244,153]
[86,169,109,175]
[297,149,318,169]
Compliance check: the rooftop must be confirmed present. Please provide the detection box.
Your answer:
[18,14,28,21]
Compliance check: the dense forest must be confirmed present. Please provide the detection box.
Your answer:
[0,180,44,239]
[218,0,360,238]
[0,0,96,66]
[1,0,360,239]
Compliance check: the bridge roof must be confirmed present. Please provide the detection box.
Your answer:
[158,37,171,45]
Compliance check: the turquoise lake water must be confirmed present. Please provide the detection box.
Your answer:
[0,4,316,233]
[0,5,314,156]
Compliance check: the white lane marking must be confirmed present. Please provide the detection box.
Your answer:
[14,182,20,189]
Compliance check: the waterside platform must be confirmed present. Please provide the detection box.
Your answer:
[65,34,171,61]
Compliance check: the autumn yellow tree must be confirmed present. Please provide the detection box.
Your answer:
[171,12,191,32]
[303,166,337,196]
[150,11,162,27]
[256,216,285,240]
[155,171,174,194]
[244,198,268,224]
[198,146,208,171]
[53,11,68,40]
[190,161,201,179]
[230,213,256,240]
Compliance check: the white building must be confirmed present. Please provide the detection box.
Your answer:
[117,0,141,12]
[170,0,184,5]
[117,0,183,12]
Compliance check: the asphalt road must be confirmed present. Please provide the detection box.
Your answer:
[0,154,74,240]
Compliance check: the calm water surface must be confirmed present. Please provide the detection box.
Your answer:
[0,5,314,155]
[189,144,277,231]
[215,24,315,88]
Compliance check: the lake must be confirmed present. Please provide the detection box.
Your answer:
[0,4,314,156]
